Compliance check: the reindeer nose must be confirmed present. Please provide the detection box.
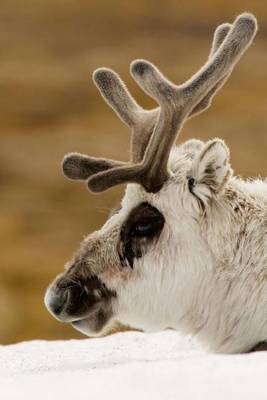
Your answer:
[44,287,69,318]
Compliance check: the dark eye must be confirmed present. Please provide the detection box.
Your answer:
[119,203,165,268]
[131,221,155,237]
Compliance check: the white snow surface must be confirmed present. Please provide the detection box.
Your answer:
[0,330,266,400]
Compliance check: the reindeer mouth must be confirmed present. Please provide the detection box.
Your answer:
[71,306,113,336]
[45,274,116,336]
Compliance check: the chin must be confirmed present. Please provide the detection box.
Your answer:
[71,309,114,337]
[71,319,103,337]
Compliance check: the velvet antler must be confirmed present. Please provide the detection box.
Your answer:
[63,13,257,193]
[62,21,231,180]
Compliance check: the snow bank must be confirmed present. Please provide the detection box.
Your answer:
[0,330,266,400]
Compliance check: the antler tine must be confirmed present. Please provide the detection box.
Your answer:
[192,22,232,116]
[62,153,125,181]
[93,67,158,163]
[210,23,232,56]
[88,13,257,193]
[93,68,143,128]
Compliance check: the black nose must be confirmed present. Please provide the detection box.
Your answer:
[45,288,69,317]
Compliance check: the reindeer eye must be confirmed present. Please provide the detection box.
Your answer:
[120,203,165,268]
[132,221,155,237]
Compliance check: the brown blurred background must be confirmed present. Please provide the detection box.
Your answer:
[0,0,267,344]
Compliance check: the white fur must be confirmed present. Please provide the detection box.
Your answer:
[97,141,267,354]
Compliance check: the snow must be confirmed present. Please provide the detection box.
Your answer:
[0,330,266,400]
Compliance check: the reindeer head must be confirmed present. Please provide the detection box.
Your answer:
[45,14,257,338]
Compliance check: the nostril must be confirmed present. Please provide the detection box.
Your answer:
[51,300,63,316]
[45,288,69,317]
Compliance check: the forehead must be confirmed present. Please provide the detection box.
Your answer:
[117,147,193,206]
[101,141,203,231]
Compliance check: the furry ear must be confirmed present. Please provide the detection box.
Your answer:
[192,139,232,197]
[179,139,204,159]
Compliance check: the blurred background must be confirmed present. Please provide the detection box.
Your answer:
[0,0,267,344]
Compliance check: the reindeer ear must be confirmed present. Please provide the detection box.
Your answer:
[192,139,232,195]
[179,139,204,158]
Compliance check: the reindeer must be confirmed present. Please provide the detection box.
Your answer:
[45,13,267,353]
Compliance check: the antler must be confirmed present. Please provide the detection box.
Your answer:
[63,13,257,193]
[63,21,231,180]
